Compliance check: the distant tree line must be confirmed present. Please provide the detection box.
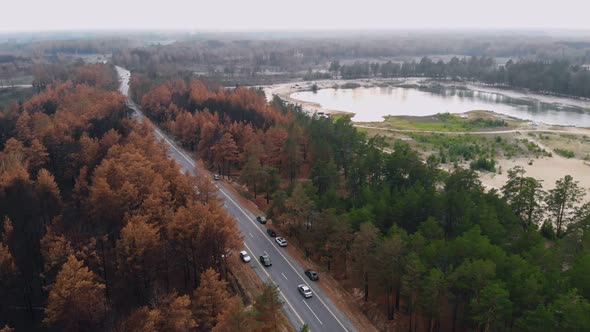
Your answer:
[333,57,590,98]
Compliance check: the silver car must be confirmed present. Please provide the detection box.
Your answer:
[239,250,251,262]
[298,284,313,298]
[275,237,288,247]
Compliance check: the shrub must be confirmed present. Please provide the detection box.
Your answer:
[554,148,575,158]
[470,157,496,172]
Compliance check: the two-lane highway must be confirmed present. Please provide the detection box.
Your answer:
[115,66,357,332]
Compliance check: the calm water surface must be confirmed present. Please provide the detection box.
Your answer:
[290,86,590,126]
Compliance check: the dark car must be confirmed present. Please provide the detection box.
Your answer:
[256,216,267,224]
[266,229,277,237]
[260,254,272,267]
[305,269,319,281]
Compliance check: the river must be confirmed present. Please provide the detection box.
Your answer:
[290,85,590,126]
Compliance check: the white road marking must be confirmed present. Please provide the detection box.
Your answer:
[264,251,268,256]
[303,299,324,325]
[249,232,254,238]
[282,273,288,280]
[119,70,348,331]
[242,241,305,325]
[217,187,349,331]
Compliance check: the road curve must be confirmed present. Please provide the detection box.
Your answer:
[115,66,357,332]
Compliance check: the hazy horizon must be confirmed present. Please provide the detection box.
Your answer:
[2,0,590,32]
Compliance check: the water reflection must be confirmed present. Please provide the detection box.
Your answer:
[291,86,590,126]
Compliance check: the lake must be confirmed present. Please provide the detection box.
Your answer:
[290,85,590,126]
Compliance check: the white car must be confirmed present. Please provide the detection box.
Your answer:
[239,250,251,262]
[275,237,288,247]
[298,284,313,298]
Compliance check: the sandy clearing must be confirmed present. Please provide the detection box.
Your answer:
[477,157,590,194]
[474,133,590,199]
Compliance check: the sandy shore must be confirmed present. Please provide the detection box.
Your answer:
[264,79,590,200]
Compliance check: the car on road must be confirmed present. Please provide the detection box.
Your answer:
[266,229,277,237]
[298,284,313,298]
[305,269,319,281]
[275,237,288,247]
[260,254,272,267]
[239,250,251,262]
[256,216,267,224]
[213,174,221,181]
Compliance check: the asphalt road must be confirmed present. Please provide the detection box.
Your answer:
[115,66,357,332]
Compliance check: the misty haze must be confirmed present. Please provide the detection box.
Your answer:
[1,1,590,332]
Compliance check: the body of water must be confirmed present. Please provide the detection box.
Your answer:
[290,85,590,126]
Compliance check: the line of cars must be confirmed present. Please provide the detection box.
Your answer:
[238,215,320,298]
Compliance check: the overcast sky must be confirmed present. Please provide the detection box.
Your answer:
[2,0,590,32]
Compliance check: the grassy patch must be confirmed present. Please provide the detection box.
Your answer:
[531,132,590,159]
[409,133,517,163]
[377,111,513,132]
[554,148,575,158]
[519,138,552,157]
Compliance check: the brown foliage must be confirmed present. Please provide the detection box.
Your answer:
[35,169,62,225]
[116,291,196,332]
[0,243,17,283]
[211,133,239,177]
[212,297,252,332]
[40,226,74,278]
[73,64,116,90]
[2,216,13,245]
[167,202,241,290]
[43,255,106,331]
[263,127,288,170]
[116,215,162,300]
[192,268,231,331]
[115,306,160,332]
[155,292,196,332]
[0,325,14,332]
[1,68,256,331]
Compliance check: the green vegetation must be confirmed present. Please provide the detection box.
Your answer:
[311,83,318,93]
[470,157,496,172]
[554,148,576,158]
[340,82,361,89]
[303,70,331,81]
[409,133,510,163]
[130,69,590,332]
[379,112,509,132]
[519,138,552,157]
[337,57,590,98]
[526,132,590,160]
